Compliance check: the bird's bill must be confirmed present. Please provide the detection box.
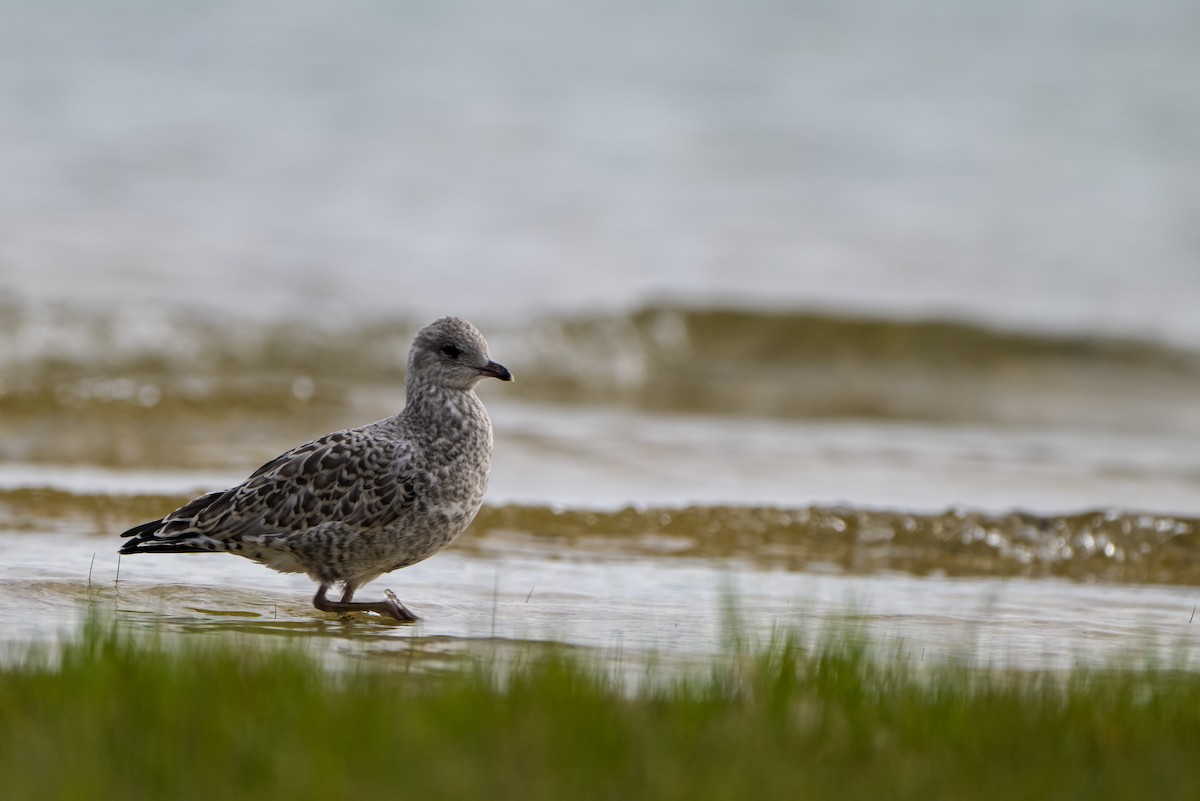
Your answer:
[476,361,513,381]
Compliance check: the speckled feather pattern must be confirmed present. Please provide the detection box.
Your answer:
[120,316,508,601]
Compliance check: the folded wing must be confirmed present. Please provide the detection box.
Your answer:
[120,430,416,553]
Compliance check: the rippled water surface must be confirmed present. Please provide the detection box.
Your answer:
[1,0,1199,668]
[4,491,1199,670]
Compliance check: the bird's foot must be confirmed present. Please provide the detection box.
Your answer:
[313,584,418,623]
[382,589,419,622]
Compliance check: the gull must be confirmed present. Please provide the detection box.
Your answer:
[119,316,512,621]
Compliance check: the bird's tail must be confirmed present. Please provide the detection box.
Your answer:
[119,537,217,555]
[119,523,222,555]
[118,491,228,555]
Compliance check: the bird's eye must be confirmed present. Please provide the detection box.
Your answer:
[440,344,462,359]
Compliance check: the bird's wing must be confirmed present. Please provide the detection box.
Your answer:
[140,429,418,543]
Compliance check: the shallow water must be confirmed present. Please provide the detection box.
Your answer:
[4,525,1198,672]
[4,312,1200,668]
[2,0,1199,670]
[3,490,1199,671]
[4,316,1200,668]
[5,395,1200,515]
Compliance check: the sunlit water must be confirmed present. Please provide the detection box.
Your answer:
[2,0,1199,670]
[3,355,1200,669]
[5,399,1200,514]
[3,526,1197,672]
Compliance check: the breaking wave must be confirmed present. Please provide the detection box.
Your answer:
[2,299,1199,427]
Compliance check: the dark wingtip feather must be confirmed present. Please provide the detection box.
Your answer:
[118,526,159,554]
[120,518,166,540]
[119,541,212,555]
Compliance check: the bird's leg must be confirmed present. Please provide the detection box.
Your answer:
[312,583,418,622]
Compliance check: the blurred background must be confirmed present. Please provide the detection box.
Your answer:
[4,0,1200,669]
[2,0,1200,513]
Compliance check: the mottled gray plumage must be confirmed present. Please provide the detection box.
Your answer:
[120,316,512,621]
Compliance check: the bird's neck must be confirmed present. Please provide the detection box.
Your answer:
[401,381,490,440]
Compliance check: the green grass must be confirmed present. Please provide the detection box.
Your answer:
[2,619,1199,801]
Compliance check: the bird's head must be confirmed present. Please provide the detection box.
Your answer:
[407,316,513,391]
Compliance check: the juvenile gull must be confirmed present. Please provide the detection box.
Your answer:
[119,316,512,621]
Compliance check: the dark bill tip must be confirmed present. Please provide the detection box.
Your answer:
[477,360,513,382]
